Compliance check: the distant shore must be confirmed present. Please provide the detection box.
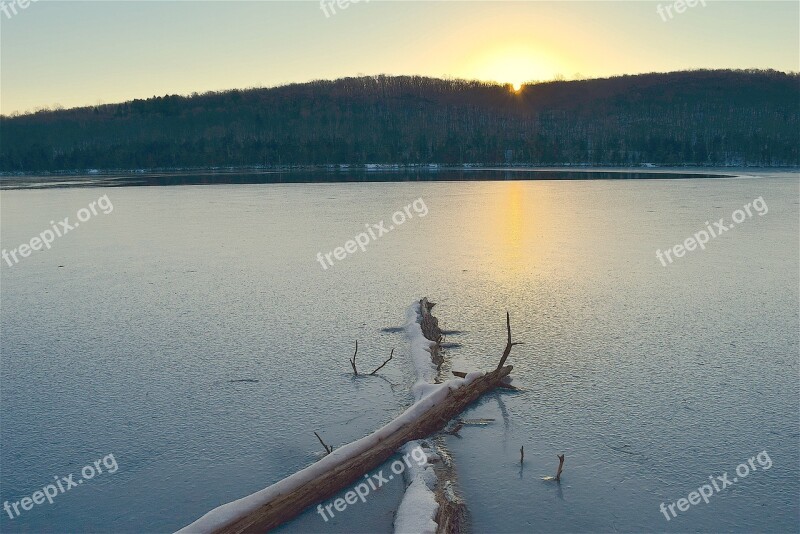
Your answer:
[3,163,799,178]
[1,166,797,190]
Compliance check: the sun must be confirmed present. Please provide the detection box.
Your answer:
[460,43,566,92]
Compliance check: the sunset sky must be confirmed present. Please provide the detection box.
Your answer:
[1,0,798,114]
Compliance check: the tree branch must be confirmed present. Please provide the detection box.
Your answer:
[369,348,394,375]
[556,454,565,481]
[349,341,358,375]
[314,432,333,455]
[496,311,523,371]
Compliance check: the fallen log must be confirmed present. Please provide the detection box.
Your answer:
[452,370,520,391]
[178,304,521,534]
[413,298,469,534]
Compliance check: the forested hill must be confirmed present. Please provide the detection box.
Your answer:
[1,70,798,172]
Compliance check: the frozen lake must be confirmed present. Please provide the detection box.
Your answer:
[1,170,798,533]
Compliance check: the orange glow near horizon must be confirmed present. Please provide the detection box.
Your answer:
[458,43,570,88]
[1,1,797,115]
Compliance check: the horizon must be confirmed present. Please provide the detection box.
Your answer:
[1,0,798,115]
[2,67,797,118]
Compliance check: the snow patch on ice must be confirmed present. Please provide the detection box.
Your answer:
[394,477,438,534]
[394,441,439,534]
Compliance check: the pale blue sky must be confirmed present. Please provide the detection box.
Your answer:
[1,1,798,114]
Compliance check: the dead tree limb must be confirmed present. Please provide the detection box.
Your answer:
[349,341,358,375]
[181,306,524,534]
[313,432,333,455]
[188,310,523,534]
[497,311,523,371]
[555,454,565,481]
[202,365,515,534]
[419,299,467,534]
[369,348,394,375]
[444,420,464,436]
[420,298,443,343]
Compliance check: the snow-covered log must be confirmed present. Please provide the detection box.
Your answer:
[178,301,520,534]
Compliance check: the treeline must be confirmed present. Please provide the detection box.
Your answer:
[1,69,798,171]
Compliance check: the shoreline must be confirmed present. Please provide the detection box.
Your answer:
[4,164,798,179]
[3,166,796,191]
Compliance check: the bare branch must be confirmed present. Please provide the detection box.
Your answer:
[555,454,565,481]
[496,311,522,370]
[369,348,394,375]
[314,432,333,455]
[445,421,464,435]
[349,340,358,375]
